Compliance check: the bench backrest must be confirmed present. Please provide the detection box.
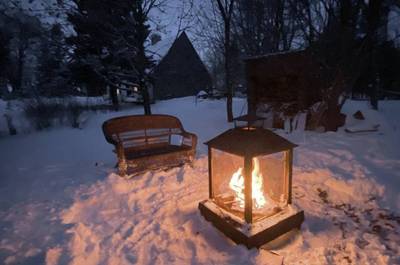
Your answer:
[102,114,184,150]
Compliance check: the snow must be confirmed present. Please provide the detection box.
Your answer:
[388,6,400,47]
[0,97,400,264]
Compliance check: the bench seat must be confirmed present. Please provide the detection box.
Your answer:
[125,145,192,160]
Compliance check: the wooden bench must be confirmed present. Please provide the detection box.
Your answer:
[102,114,197,177]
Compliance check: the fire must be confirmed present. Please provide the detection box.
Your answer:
[229,158,267,209]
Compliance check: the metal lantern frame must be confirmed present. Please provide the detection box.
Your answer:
[199,127,304,248]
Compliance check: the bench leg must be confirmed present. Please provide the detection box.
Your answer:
[118,159,128,177]
[188,160,195,168]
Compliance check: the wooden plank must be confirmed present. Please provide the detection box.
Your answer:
[214,194,282,222]
[345,124,380,133]
[286,149,293,204]
[294,112,307,131]
[208,147,213,199]
[199,200,304,249]
[144,127,148,146]
[120,133,182,144]
[282,151,288,204]
[244,155,253,223]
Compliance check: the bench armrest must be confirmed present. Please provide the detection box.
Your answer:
[181,131,198,150]
[106,137,118,146]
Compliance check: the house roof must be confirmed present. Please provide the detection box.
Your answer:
[154,31,208,74]
[152,31,212,99]
[243,49,307,61]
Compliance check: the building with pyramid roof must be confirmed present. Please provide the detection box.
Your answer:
[152,32,212,99]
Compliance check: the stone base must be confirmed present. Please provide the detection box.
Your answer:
[198,199,304,249]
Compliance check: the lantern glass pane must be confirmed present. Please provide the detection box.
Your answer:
[210,148,289,222]
[211,148,245,218]
[250,152,288,221]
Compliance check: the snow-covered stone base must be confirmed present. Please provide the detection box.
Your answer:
[199,199,304,248]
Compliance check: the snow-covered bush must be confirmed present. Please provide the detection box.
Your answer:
[1,96,110,134]
[66,100,84,129]
[22,97,98,130]
[23,98,65,130]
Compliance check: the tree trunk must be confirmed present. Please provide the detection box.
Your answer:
[274,0,284,51]
[16,44,25,93]
[306,0,314,45]
[140,80,152,115]
[4,114,17,135]
[225,20,233,122]
[109,86,119,111]
[365,0,384,110]
[136,5,152,116]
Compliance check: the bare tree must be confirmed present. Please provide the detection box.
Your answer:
[364,0,385,109]
[215,0,236,122]
[132,0,165,115]
[233,0,299,55]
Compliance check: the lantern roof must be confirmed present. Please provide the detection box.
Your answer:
[233,113,265,122]
[205,127,297,157]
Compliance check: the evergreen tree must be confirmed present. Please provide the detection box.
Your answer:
[67,0,157,113]
[0,10,43,96]
[37,24,70,96]
[0,24,11,83]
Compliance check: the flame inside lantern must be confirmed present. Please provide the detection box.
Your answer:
[229,158,267,209]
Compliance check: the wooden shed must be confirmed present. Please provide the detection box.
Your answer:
[245,50,346,131]
[245,50,323,115]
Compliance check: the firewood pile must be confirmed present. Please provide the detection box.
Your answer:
[214,194,282,222]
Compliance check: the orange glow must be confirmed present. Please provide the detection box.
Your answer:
[229,158,267,209]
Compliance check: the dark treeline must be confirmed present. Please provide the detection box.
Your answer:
[203,0,400,116]
[0,0,399,118]
[0,0,159,114]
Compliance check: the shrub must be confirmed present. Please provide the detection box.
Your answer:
[23,98,64,130]
[66,100,84,128]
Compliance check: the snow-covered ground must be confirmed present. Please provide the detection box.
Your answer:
[0,97,399,265]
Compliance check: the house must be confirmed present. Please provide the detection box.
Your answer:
[152,31,211,100]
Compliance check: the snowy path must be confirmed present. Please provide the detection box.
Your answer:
[0,98,399,264]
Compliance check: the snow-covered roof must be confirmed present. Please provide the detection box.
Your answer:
[243,49,307,61]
